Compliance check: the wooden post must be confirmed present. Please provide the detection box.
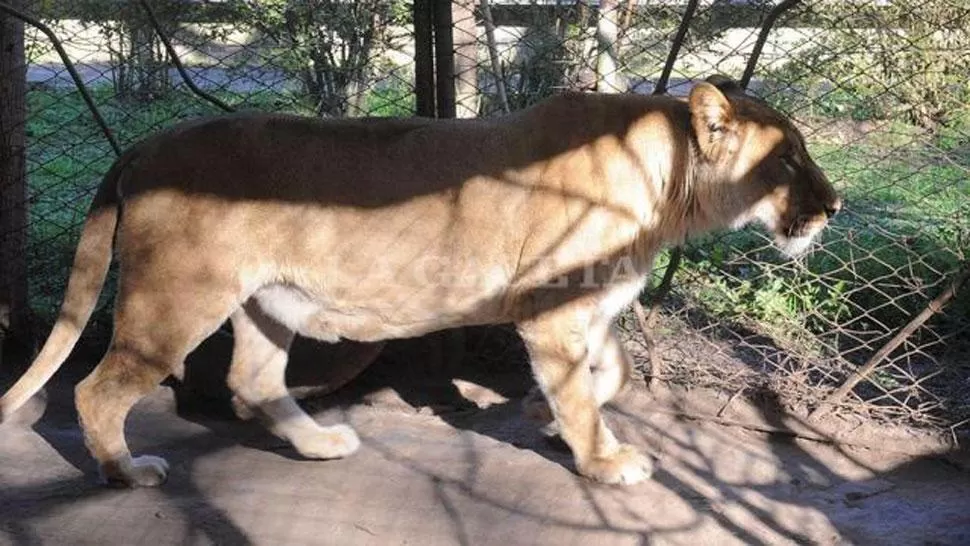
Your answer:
[595,0,623,93]
[480,0,509,114]
[0,0,30,360]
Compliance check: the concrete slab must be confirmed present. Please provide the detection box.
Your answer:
[2,373,969,546]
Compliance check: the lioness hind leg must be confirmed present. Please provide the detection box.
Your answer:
[227,303,361,460]
[75,347,173,487]
[76,269,240,487]
[231,341,384,421]
[518,315,652,485]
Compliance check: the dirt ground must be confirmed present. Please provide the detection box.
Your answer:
[2,341,970,546]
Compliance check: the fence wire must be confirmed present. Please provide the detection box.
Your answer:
[2,0,968,435]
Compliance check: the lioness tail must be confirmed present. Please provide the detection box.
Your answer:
[0,159,124,421]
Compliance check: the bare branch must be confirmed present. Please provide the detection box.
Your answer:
[138,0,235,114]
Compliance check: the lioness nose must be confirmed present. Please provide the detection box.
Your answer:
[824,197,842,218]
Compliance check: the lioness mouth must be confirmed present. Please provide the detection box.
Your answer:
[779,219,825,257]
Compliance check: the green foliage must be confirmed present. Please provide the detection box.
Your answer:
[761,1,970,128]
[362,83,415,117]
[234,0,410,117]
[677,233,849,356]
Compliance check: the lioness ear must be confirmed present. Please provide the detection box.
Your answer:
[689,81,735,159]
[705,74,744,96]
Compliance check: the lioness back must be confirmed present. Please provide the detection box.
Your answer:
[116,94,681,341]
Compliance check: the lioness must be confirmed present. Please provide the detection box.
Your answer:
[0,77,839,487]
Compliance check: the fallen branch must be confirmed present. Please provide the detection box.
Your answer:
[644,407,956,456]
[811,264,970,421]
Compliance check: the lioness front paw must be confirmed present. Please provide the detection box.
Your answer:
[102,454,170,488]
[578,444,654,485]
[291,424,361,460]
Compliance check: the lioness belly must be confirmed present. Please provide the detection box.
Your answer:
[250,285,337,342]
[250,283,493,343]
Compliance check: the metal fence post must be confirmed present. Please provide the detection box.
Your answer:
[414,0,436,117]
[433,0,456,118]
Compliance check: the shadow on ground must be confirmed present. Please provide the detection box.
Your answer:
[2,330,969,545]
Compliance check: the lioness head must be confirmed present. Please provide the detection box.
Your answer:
[689,76,841,256]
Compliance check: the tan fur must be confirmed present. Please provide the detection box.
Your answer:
[0,77,839,487]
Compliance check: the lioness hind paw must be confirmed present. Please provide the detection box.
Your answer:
[291,424,361,460]
[103,454,170,488]
[578,444,654,485]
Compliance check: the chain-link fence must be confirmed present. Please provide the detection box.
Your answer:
[1,0,968,437]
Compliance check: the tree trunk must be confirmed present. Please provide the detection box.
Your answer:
[596,0,623,93]
[452,0,479,118]
[0,0,31,357]
[480,0,509,114]
[114,2,171,101]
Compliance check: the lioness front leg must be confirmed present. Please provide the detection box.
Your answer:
[518,315,652,485]
[228,303,361,460]
[523,324,632,427]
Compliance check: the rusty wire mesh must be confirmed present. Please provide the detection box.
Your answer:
[3,0,969,435]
